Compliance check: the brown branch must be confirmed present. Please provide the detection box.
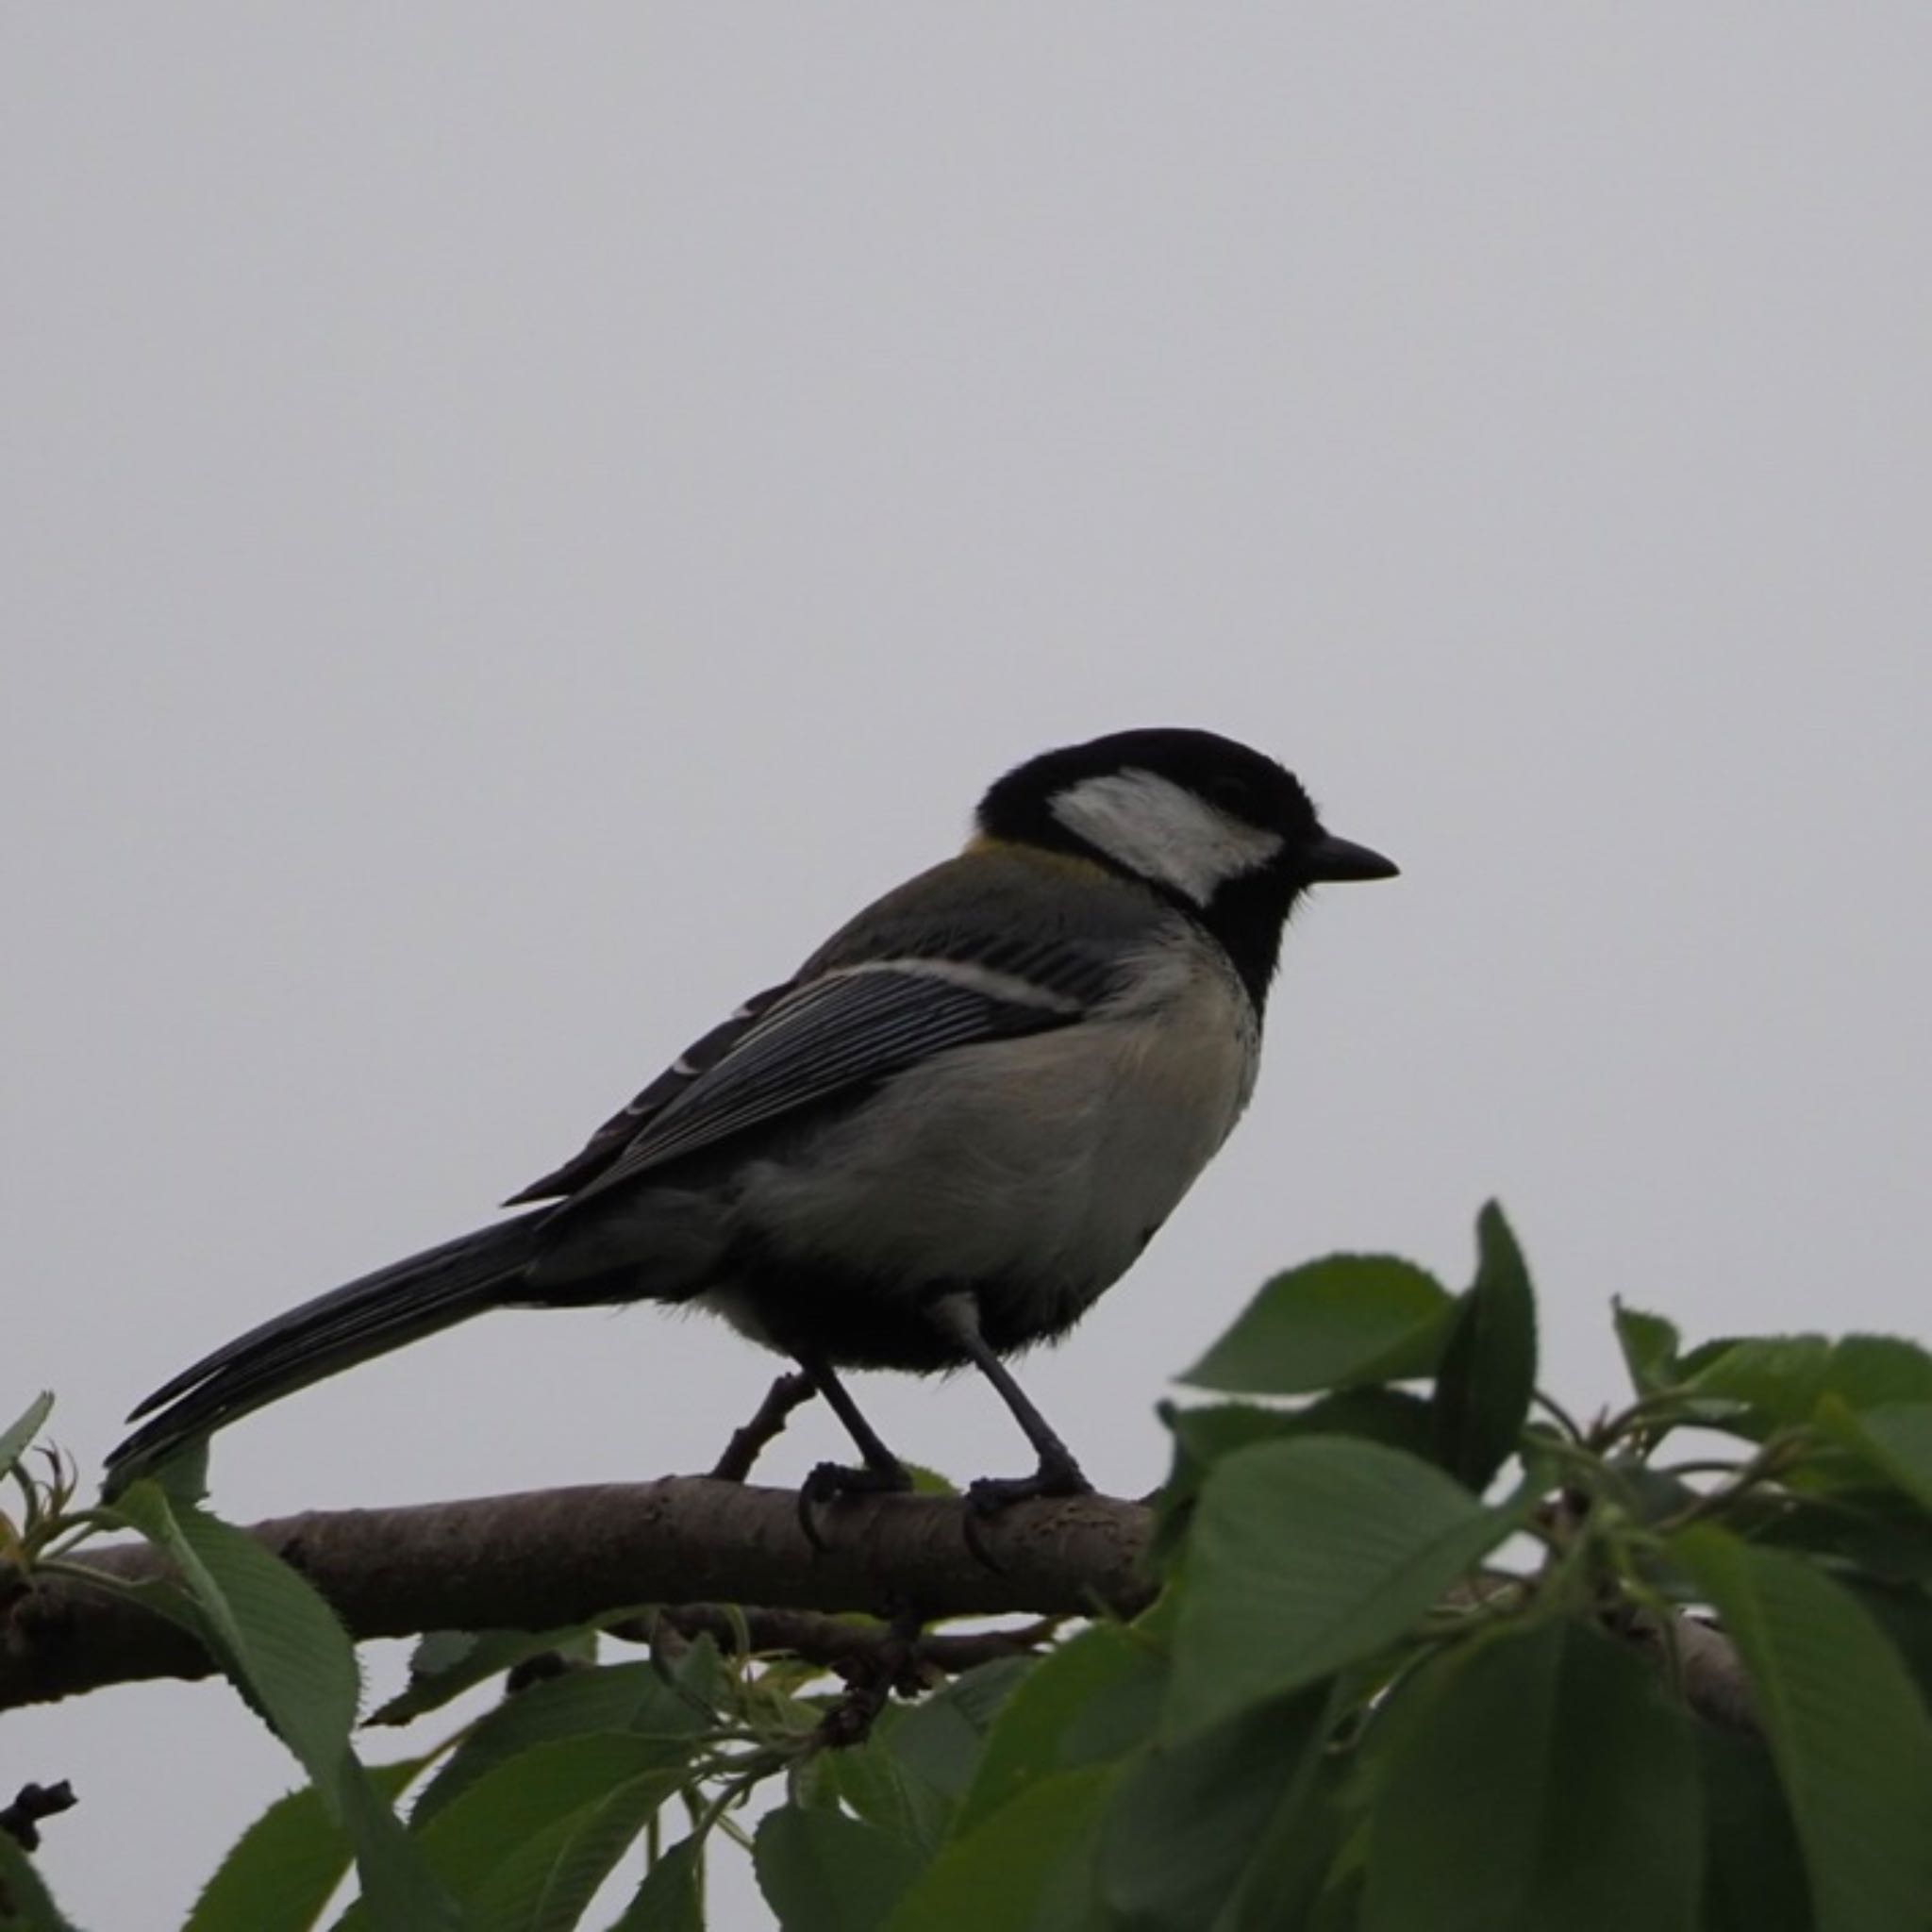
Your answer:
[0,1475,1757,1736]
[0,1478,1153,1712]
[709,1372,817,1482]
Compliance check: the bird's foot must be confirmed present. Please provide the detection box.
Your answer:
[962,1454,1093,1569]
[797,1458,914,1552]
[965,1453,1092,1516]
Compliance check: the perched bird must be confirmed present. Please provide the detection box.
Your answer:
[105,728,1396,1511]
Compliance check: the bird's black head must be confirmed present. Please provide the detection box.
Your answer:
[977,726,1397,1008]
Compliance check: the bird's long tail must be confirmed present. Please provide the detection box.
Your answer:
[103,1214,544,1495]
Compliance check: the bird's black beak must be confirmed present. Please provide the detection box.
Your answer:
[1306,832,1400,883]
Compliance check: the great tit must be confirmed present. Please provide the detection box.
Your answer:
[105,728,1396,1509]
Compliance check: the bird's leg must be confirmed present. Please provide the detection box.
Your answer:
[793,1353,913,1550]
[926,1294,1093,1515]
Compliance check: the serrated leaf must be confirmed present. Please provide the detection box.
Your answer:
[1432,1202,1538,1490]
[369,1626,599,1726]
[1099,1683,1331,1930]
[111,1483,358,1774]
[335,1734,679,1931]
[112,1483,460,1931]
[412,1664,705,1826]
[755,1805,924,1932]
[1181,1257,1454,1395]
[1675,1524,1932,1932]
[186,1757,431,1932]
[468,1765,682,1932]
[606,1838,703,1931]
[956,1624,1161,1835]
[0,1392,53,1480]
[1167,1438,1511,1739]
[881,1769,1114,1932]
[1361,1620,1699,1932]
[1612,1303,1679,1396]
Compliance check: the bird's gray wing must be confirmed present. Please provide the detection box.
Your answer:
[530,958,1089,1208]
[505,981,795,1203]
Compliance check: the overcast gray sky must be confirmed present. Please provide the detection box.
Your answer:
[6,8,1929,1925]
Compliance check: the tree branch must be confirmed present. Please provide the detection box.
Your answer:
[1,1474,1758,1736]
[1,1477,1153,1712]
[708,1372,818,1482]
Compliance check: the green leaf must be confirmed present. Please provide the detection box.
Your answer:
[1181,1257,1453,1395]
[1840,1580,1932,1712]
[1216,1754,1351,1932]
[1818,1398,1932,1513]
[468,1764,683,1932]
[1099,1683,1332,1930]
[1740,1488,1932,1582]
[606,1838,703,1932]
[813,1724,955,1857]
[1674,1524,1932,1932]
[1611,1303,1679,1396]
[956,1624,1162,1835]
[754,1806,924,1932]
[882,1657,1030,1807]
[336,1734,679,1931]
[1167,1438,1510,1739]
[1432,1202,1538,1490]
[110,1483,358,1772]
[187,1757,433,1932]
[369,1626,599,1726]
[1817,1336,1932,1411]
[0,1829,81,1932]
[1683,1338,1833,1435]
[1695,1726,1811,1932]
[112,1483,460,1932]
[411,1664,707,1826]
[1361,1620,1699,1932]
[190,1772,417,1930]
[1155,1391,1441,1563]
[881,1768,1114,1932]
[0,1392,53,1479]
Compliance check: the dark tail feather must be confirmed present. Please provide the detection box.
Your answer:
[104,1215,543,1495]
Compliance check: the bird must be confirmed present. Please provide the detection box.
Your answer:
[104,727,1397,1514]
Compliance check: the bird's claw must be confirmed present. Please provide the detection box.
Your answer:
[797,1458,913,1552]
[960,1456,1093,1569]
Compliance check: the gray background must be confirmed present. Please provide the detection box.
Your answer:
[5,7,1928,1925]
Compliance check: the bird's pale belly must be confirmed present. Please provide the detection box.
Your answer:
[706,966,1257,1368]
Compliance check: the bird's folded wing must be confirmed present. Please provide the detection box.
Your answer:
[510,958,1087,1206]
[503,980,793,1203]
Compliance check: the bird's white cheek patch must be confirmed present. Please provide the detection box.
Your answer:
[1050,770,1283,905]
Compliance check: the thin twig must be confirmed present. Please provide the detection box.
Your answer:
[608,1605,1062,1683]
[710,1374,818,1482]
[0,1780,76,1853]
